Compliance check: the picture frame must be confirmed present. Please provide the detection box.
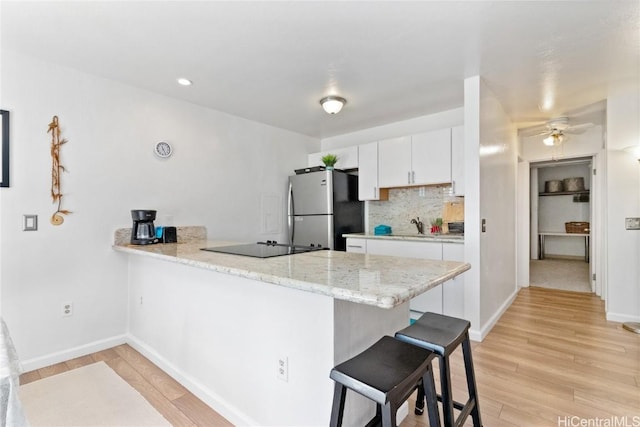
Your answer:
[1,110,9,187]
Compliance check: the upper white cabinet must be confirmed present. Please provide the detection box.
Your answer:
[378,136,412,187]
[451,125,465,196]
[308,146,359,170]
[411,128,452,185]
[358,141,388,201]
[378,129,452,188]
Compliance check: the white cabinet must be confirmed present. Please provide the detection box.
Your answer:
[366,239,441,259]
[308,146,358,170]
[411,128,452,185]
[378,136,412,187]
[366,239,443,314]
[442,243,465,318]
[358,142,387,201]
[350,238,466,318]
[378,129,452,188]
[451,125,465,196]
[345,238,367,254]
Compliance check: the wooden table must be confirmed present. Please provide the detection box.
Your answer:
[538,232,590,263]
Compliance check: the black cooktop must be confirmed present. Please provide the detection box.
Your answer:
[201,241,324,258]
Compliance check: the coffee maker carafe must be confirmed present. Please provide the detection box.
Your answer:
[131,210,159,245]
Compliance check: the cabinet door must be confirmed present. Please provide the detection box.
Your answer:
[378,136,412,187]
[346,238,367,254]
[358,142,380,201]
[442,243,465,318]
[365,239,443,314]
[451,125,465,196]
[411,129,451,185]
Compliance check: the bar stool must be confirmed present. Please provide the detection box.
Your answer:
[329,336,441,427]
[395,312,482,427]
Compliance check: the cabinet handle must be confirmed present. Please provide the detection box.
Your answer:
[412,171,415,183]
[347,245,363,249]
[374,186,378,198]
[452,180,456,194]
[408,171,411,184]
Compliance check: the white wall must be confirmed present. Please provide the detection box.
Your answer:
[462,76,518,338]
[320,107,463,149]
[476,78,519,331]
[0,50,317,366]
[605,79,640,323]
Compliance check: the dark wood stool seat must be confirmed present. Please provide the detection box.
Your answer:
[329,336,440,427]
[395,312,483,427]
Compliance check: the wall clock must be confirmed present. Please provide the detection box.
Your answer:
[154,141,173,158]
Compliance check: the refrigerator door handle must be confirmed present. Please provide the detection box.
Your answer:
[287,181,294,245]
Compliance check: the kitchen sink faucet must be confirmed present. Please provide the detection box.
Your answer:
[411,217,424,234]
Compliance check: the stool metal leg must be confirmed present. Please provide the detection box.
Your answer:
[462,335,483,427]
[329,382,347,427]
[422,366,442,427]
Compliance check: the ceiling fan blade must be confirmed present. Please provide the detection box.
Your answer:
[519,127,551,137]
[565,123,594,134]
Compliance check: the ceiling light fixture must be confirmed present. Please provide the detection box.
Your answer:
[177,78,193,86]
[543,133,564,146]
[320,96,346,115]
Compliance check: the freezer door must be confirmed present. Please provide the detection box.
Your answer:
[291,215,333,249]
[289,171,333,215]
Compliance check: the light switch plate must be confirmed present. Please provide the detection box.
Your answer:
[625,217,640,230]
[23,214,38,231]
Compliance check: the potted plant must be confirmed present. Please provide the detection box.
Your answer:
[321,154,338,170]
[430,217,443,234]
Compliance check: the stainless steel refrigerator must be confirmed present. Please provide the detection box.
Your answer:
[288,170,363,250]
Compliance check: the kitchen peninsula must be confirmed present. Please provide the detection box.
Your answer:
[113,229,470,426]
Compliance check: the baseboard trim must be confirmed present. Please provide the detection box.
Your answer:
[606,312,640,323]
[126,334,258,427]
[21,334,128,372]
[469,287,519,342]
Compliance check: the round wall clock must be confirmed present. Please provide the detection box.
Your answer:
[154,141,173,158]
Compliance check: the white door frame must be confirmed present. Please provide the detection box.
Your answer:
[517,155,600,296]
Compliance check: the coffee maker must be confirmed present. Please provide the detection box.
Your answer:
[131,210,159,245]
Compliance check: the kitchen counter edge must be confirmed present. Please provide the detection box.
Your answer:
[113,241,470,310]
[343,233,464,243]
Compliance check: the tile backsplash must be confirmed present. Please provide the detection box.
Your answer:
[368,185,462,235]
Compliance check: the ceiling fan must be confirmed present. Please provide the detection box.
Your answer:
[521,117,594,146]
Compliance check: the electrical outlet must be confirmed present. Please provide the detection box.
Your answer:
[277,355,288,382]
[62,301,73,317]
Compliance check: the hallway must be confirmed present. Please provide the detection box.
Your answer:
[529,258,591,293]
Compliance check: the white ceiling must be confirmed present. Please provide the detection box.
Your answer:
[2,1,638,139]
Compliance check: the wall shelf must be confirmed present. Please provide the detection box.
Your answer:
[539,190,590,196]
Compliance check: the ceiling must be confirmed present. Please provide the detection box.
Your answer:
[1,1,638,139]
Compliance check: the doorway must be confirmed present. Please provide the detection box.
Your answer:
[528,157,595,293]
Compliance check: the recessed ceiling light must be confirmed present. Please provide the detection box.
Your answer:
[177,78,193,86]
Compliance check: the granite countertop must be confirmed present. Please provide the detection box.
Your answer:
[113,240,470,309]
[343,233,464,244]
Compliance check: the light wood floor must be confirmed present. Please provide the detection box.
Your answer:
[403,286,640,426]
[21,287,640,426]
[20,344,233,426]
